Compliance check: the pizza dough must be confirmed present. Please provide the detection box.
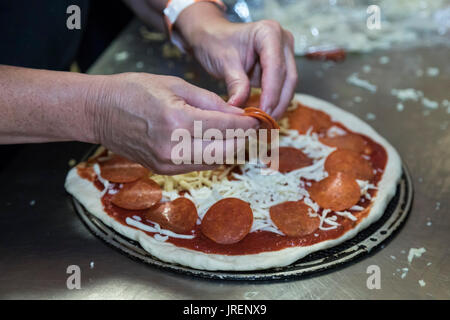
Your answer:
[65,94,402,271]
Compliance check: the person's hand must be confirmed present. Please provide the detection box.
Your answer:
[176,2,298,120]
[87,73,257,174]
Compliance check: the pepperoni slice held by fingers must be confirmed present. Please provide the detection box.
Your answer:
[276,147,313,173]
[99,154,149,183]
[111,177,162,210]
[244,107,280,130]
[145,198,198,234]
[244,107,279,143]
[201,198,253,245]
[320,133,371,155]
[308,172,360,211]
[288,105,332,134]
[325,149,375,181]
[270,201,320,237]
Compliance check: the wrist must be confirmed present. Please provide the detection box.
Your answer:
[174,1,228,48]
[82,74,117,145]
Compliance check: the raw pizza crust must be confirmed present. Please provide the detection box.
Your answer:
[65,94,402,271]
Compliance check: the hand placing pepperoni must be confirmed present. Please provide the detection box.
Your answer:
[288,105,332,134]
[320,133,371,155]
[325,149,375,181]
[201,198,253,245]
[145,198,198,234]
[275,147,313,173]
[99,154,149,183]
[308,172,361,211]
[111,177,162,210]
[270,200,320,237]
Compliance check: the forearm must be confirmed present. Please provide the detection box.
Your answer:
[0,65,105,144]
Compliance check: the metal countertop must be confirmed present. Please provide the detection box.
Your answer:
[0,20,449,299]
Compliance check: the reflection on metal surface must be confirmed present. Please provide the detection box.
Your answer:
[72,147,413,281]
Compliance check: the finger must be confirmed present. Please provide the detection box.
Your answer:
[255,24,286,114]
[224,63,251,107]
[272,37,298,120]
[249,62,262,88]
[172,79,244,115]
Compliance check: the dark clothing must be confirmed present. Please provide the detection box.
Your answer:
[0,0,132,72]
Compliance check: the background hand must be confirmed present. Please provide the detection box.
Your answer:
[177,3,298,119]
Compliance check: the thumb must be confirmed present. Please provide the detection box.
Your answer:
[224,66,250,107]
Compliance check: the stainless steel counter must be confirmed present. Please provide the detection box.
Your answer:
[1,20,449,299]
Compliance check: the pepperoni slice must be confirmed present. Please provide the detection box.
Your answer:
[244,107,280,130]
[244,107,279,143]
[201,198,253,244]
[270,200,320,237]
[76,163,96,182]
[325,149,375,181]
[276,147,313,173]
[320,133,371,155]
[99,154,149,183]
[308,172,360,211]
[111,177,162,210]
[305,48,346,62]
[145,198,198,234]
[288,105,332,134]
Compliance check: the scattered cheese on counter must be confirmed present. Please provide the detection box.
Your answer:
[407,247,426,264]
[426,67,439,77]
[379,56,390,64]
[347,73,377,93]
[114,51,129,62]
[391,88,423,101]
[422,97,439,109]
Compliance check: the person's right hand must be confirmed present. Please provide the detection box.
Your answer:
[87,73,258,175]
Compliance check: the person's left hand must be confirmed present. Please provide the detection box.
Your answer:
[175,2,298,120]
